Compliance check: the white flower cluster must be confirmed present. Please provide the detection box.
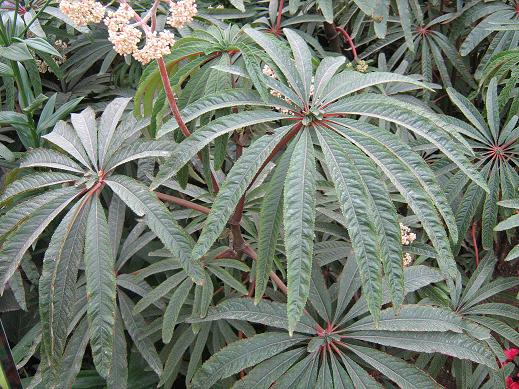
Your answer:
[400,223,416,246]
[60,0,198,64]
[400,223,416,267]
[403,253,413,267]
[167,0,198,29]
[104,4,142,55]
[133,31,176,64]
[60,0,105,26]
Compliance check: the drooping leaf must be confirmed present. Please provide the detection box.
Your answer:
[84,195,117,378]
[284,129,316,334]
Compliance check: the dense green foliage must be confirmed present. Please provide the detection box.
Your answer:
[0,0,518,388]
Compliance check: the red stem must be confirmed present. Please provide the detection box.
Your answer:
[335,26,358,60]
[155,192,210,215]
[275,0,285,35]
[471,221,479,267]
[242,245,288,295]
[157,58,192,138]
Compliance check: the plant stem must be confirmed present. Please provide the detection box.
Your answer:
[155,192,210,215]
[274,0,284,35]
[243,245,288,295]
[335,26,358,60]
[157,58,192,138]
[471,221,479,266]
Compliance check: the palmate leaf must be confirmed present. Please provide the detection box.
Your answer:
[0,172,78,205]
[330,94,488,192]
[105,175,204,284]
[20,148,85,173]
[0,186,83,291]
[232,348,306,389]
[157,89,292,137]
[316,129,382,322]
[84,195,117,378]
[244,28,305,103]
[151,110,288,189]
[346,344,439,389]
[330,119,459,278]
[334,131,404,310]
[344,305,463,332]
[284,129,316,335]
[348,331,497,369]
[104,140,174,172]
[188,298,317,335]
[191,126,291,260]
[191,332,308,388]
[39,200,89,385]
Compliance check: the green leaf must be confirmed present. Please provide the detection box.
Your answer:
[482,170,499,250]
[255,140,295,303]
[331,94,488,193]
[42,121,92,169]
[344,305,463,332]
[20,148,85,173]
[57,317,90,389]
[207,265,248,295]
[98,98,131,167]
[232,348,306,389]
[24,38,61,57]
[331,119,459,278]
[347,344,440,389]
[0,186,82,291]
[118,292,163,376]
[39,200,89,381]
[0,43,32,61]
[70,107,98,169]
[244,28,305,103]
[316,129,382,323]
[0,172,78,205]
[188,298,317,334]
[133,271,187,313]
[338,352,383,389]
[284,29,313,103]
[107,312,128,389]
[84,196,117,378]
[322,72,430,104]
[318,0,334,22]
[348,331,497,369]
[192,126,291,259]
[191,333,308,388]
[158,89,291,137]
[152,110,287,189]
[106,175,204,284]
[313,56,345,105]
[162,278,193,344]
[104,140,174,171]
[284,129,316,335]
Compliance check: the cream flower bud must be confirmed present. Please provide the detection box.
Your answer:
[59,0,105,26]
[167,0,198,29]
